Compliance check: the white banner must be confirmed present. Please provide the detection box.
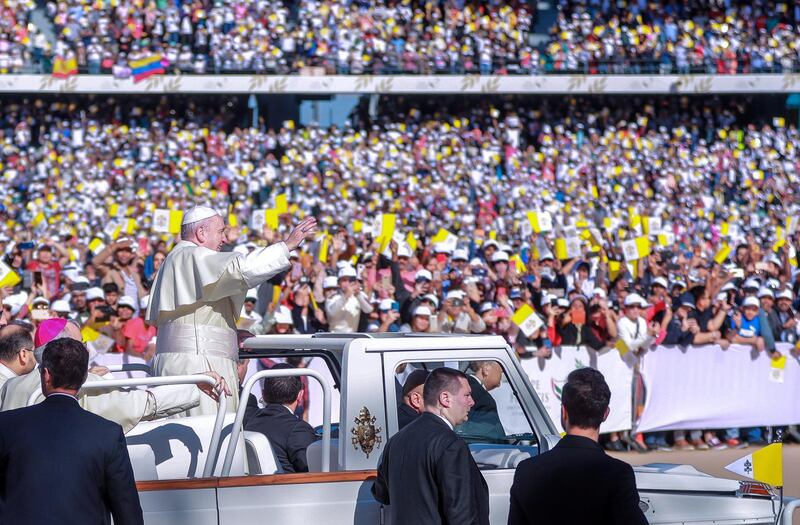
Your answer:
[518,346,635,433]
[636,344,800,432]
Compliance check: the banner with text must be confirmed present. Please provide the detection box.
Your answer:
[518,346,635,433]
[636,344,799,432]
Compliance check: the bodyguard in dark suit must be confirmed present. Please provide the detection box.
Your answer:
[508,367,647,525]
[373,367,489,525]
[0,337,143,525]
[397,369,428,430]
[244,362,318,473]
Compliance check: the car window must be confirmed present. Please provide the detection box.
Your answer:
[393,360,538,470]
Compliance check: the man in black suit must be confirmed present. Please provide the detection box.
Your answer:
[398,369,428,430]
[373,367,489,525]
[457,360,505,442]
[0,337,143,525]
[244,362,318,473]
[508,367,647,525]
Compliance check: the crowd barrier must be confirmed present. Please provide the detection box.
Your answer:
[636,343,798,433]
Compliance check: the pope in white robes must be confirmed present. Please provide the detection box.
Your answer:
[146,206,317,416]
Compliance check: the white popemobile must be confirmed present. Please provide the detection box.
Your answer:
[93,333,797,524]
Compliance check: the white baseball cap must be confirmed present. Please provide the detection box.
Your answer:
[274,305,294,325]
[757,287,774,299]
[323,276,339,289]
[117,295,137,310]
[412,305,432,317]
[51,299,71,313]
[415,269,433,281]
[397,244,412,258]
[378,299,395,311]
[777,289,793,301]
[624,293,648,308]
[421,294,439,309]
[491,251,509,263]
[86,287,105,301]
[742,296,760,308]
[592,288,607,299]
[451,248,468,261]
[338,266,357,279]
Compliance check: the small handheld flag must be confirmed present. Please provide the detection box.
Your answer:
[724,443,782,487]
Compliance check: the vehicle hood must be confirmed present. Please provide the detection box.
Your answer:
[633,463,741,493]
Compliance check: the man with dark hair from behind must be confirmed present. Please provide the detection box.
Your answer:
[0,324,36,396]
[244,362,318,473]
[508,367,647,525]
[0,338,143,525]
[398,369,428,430]
[373,366,489,525]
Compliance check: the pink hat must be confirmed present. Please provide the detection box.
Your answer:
[34,318,68,348]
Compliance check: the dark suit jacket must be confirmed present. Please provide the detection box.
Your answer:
[373,412,489,525]
[244,403,318,473]
[508,434,647,525]
[0,394,143,525]
[457,375,506,442]
[397,402,420,430]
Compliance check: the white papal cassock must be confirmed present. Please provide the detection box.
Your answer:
[146,240,290,416]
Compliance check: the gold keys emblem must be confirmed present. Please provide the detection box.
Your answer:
[351,407,382,458]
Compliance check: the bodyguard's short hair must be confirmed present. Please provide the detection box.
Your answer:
[562,368,611,429]
[40,338,88,391]
[423,367,468,408]
[262,362,303,405]
[0,326,34,362]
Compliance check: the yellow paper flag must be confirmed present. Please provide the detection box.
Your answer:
[318,235,330,263]
[0,261,21,288]
[614,338,629,357]
[264,209,279,230]
[405,232,418,252]
[511,304,544,337]
[168,211,184,234]
[81,325,101,343]
[275,193,288,214]
[714,244,731,264]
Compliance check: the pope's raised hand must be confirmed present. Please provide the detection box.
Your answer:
[285,217,318,251]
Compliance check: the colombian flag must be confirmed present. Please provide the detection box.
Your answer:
[52,55,78,78]
[130,54,165,83]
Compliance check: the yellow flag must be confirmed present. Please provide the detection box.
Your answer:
[318,235,330,263]
[0,262,21,288]
[724,443,782,487]
[378,213,396,252]
[228,214,238,227]
[32,212,46,227]
[511,304,543,337]
[168,211,184,234]
[406,232,418,252]
[264,209,279,230]
[527,211,553,233]
[614,338,629,357]
[81,326,101,343]
[88,238,106,255]
[714,243,731,264]
[275,193,288,214]
[353,220,363,233]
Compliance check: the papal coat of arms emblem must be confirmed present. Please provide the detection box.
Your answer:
[351,406,382,458]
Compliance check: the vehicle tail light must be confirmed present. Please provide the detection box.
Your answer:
[736,481,774,498]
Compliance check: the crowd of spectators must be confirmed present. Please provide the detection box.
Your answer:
[547,0,800,74]
[0,0,796,75]
[0,93,799,451]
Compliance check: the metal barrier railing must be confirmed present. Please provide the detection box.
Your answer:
[221,368,332,477]
[27,374,227,478]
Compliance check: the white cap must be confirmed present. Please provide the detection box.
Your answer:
[445,290,465,301]
[378,299,395,311]
[624,293,648,307]
[491,251,510,263]
[182,206,221,226]
[415,269,433,281]
[117,295,137,310]
[323,276,339,289]
[777,289,793,300]
[483,239,500,250]
[2,292,26,316]
[274,305,294,325]
[139,295,150,310]
[397,244,412,258]
[51,299,71,313]
[338,266,357,279]
[86,287,105,301]
[71,275,90,287]
[757,287,774,299]
[245,287,259,300]
[742,296,760,308]
[422,294,439,309]
[721,281,737,292]
[451,248,468,261]
[31,296,50,307]
[651,277,668,289]
[743,278,761,290]
[412,305,432,317]
[592,288,607,299]
[540,293,552,307]
[469,258,484,267]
